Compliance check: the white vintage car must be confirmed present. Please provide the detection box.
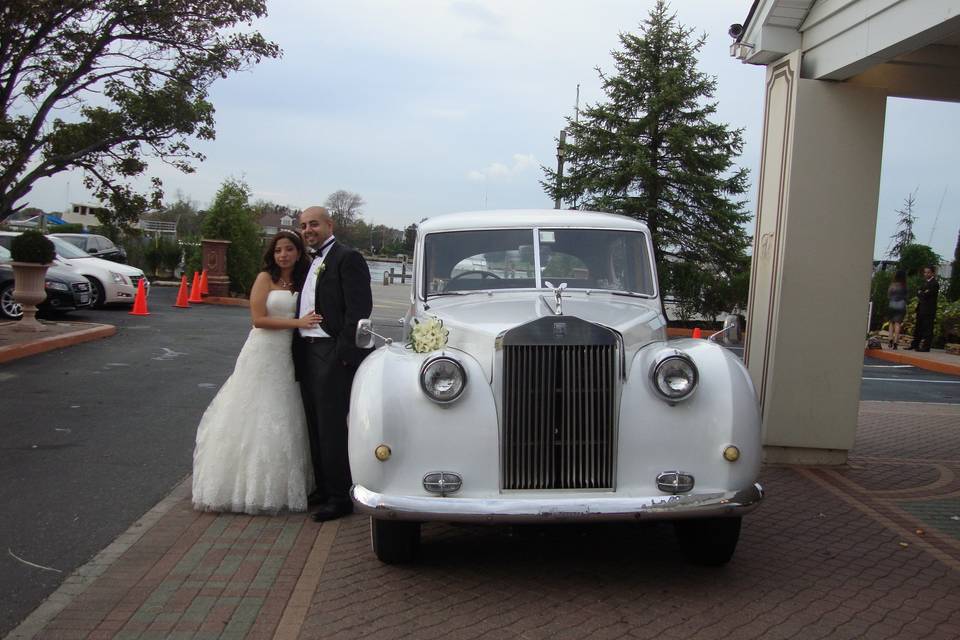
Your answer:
[349,210,763,565]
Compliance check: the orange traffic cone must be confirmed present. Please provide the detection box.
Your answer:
[188,272,203,303]
[174,275,190,308]
[692,327,703,339]
[200,269,209,296]
[129,278,150,316]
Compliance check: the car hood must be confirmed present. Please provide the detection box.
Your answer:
[46,264,91,284]
[55,255,144,276]
[424,292,666,382]
[0,261,88,284]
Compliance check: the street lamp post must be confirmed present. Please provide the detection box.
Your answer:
[554,129,567,210]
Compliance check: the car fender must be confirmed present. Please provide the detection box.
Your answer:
[349,345,499,497]
[617,339,761,494]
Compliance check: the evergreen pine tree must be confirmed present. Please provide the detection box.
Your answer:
[886,191,918,260]
[542,0,750,318]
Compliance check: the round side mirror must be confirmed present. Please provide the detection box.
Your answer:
[356,318,376,350]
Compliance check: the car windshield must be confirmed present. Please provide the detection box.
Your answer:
[57,236,87,250]
[49,236,93,259]
[423,228,655,297]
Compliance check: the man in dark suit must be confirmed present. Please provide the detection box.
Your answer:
[293,206,373,522]
[907,265,939,352]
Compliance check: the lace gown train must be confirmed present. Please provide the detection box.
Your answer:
[192,290,313,514]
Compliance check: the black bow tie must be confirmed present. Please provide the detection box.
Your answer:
[310,238,335,257]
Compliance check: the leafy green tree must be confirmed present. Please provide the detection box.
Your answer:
[948,229,959,303]
[886,191,918,260]
[869,269,894,330]
[0,1,280,225]
[201,179,261,295]
[542,0,751,318]
[403,224,418,255]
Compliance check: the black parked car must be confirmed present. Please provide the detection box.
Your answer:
[50,233,127,263]
[0,246,93,320]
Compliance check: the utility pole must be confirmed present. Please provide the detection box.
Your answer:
[554,128,567,209]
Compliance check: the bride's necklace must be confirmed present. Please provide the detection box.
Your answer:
[278,276,293,289]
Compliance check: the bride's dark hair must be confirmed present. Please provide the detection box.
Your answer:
[262,230,309,290]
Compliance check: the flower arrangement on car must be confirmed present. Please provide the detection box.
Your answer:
[407,316,449,353]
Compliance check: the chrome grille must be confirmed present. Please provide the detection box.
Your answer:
[129,275,142,288]
[72,282,90,292]
[501,342,617,490]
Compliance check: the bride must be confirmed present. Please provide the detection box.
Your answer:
[192,230,321,514]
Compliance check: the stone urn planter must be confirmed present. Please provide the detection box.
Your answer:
[9,230,56,332]
[10,262,50,331]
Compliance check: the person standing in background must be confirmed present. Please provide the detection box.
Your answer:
[907,265,939,352]
[886,270,907,349]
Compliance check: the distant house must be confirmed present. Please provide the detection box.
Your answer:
[62,203,110,228]
[257,207,299,236]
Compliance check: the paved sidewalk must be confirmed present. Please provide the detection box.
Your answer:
[6,401,960,640]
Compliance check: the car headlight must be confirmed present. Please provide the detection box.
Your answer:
[651,350,698,402]
[45,281,70,291]
[419,356,467,403]
[110,271,128,284]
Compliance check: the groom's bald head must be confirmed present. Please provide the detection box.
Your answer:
[300,206,334,248]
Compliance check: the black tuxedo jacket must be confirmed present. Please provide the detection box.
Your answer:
[293,242,374,379]
[916,277,939,316]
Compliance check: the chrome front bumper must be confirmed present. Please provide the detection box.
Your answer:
[351,483,763,523]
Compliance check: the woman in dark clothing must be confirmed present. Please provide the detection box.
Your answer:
[886,270,907,349]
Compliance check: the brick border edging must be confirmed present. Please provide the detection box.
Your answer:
[201,296,250,307]
[864,348,960,376]
[0,323,116,365]
[2,476,192,640]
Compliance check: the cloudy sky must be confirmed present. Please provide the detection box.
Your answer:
[25,0,960,260]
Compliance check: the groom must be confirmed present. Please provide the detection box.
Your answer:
[293,206,373,522]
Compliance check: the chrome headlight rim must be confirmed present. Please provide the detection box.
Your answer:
[650,349,699,402]
[419,354,467,404]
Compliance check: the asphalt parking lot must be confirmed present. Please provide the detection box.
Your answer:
[2,284,959,637]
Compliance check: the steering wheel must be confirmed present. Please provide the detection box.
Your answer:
[449,270,502,281]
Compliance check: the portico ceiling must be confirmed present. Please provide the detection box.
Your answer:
[731,0,960,100]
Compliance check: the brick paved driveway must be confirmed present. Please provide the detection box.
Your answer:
[9,401,960,640]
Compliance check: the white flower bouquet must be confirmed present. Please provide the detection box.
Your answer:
[407,317,449,353]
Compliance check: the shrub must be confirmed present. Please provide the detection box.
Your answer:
[869,269,893,330]
[11,230,55,263]
[200,179,262,295]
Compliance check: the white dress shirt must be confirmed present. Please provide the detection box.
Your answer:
[299,237,335,338]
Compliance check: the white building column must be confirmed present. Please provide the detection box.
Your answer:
[745,51,888,465]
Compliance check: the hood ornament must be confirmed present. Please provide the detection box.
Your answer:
[543,281,567,315]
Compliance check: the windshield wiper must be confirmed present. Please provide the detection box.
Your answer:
[608,290,649,298]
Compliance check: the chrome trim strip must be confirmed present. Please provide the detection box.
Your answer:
[351,483,763,523]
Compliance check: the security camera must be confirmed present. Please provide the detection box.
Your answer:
[728,23,744,39]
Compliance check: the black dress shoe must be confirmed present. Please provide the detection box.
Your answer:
[311,500,353,522]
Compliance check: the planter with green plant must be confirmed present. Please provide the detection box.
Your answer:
[9,230,57,331]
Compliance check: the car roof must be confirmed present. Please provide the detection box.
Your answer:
[417,209,650,234]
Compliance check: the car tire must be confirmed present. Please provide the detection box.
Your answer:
[370,518,420,564]
[674,516,741,566]
[0,281,23,319]
[86,277,105,308]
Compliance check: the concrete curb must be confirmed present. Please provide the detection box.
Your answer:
[200,296,249,307]
[0,323,116,365]
[864,347,960,376]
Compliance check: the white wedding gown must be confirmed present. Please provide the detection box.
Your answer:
[192,289,314,514]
